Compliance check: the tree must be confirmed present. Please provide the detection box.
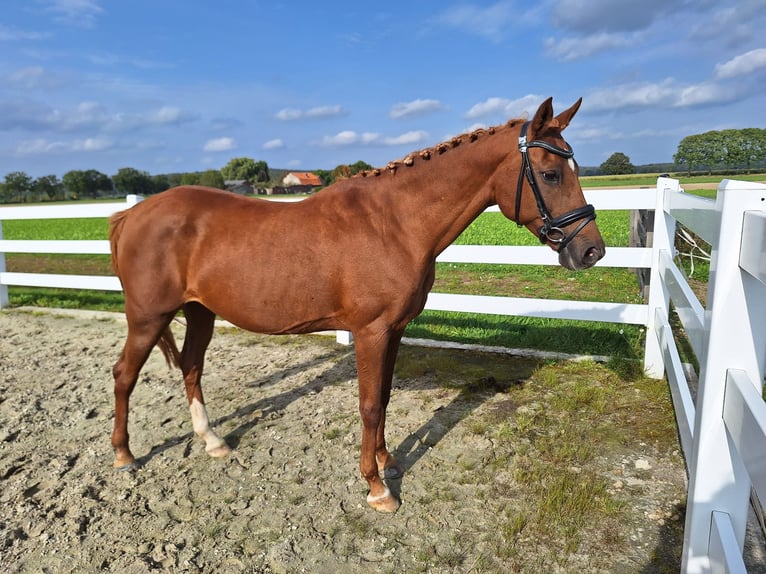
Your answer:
[349,160,373,176]
[330,164,352,182]
[198,169,225,188]
[112,167,154,196]
[35,175,63,201]
[599,152,635,175]
[62,169,112,199]
[180,172,200,185]
[151,174,171,194]
[221,157,270,182]
[315,169,333,186]
[4,171,34,202]
[739,128,766,173]
[674,134,706,176]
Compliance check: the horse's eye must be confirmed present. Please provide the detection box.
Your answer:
[541,170,559,183]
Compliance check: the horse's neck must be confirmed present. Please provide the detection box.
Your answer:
[383,135,510,257]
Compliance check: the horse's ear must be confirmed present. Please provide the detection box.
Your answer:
[530,97,554,134]
[553,98,582,131]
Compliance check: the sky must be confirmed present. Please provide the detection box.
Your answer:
[1,0,765,179]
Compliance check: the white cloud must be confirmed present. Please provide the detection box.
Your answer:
[715,48,766,79]
[390,99,444,119]
[16,138,64,154]
[6,66,68,90]
[586,79,738,111]
[0,25,49,41]
[305,105,345,119]
[465,95,542,120]
[275,108,302,121]
[263,138,284,149]
[104,105,196,132]
[75,137,111,151]
[434,1,516,43]
[321,130,368,146]
[203,137,236,152]
[43,0,104,27]
[276,105,346,121]
[545,32,637,61]
[319,129,429,147]
[16,136,112,155]
[381,130,429,146]
[551,0,670,34]
[149,106,185,125]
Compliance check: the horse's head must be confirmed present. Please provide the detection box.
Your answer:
[493,97,605,270]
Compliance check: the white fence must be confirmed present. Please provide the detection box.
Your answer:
[644,178,766,573]
[1,179,765,572]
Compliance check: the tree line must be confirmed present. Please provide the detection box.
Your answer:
[7,126,762,203]
[673,128,766,175]
[0,156,377,204]
[598,128,766,177]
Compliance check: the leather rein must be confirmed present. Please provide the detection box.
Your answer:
[514,121,596,251]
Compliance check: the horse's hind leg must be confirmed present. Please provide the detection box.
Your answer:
[181,302,231,458]
[112,314,174,469]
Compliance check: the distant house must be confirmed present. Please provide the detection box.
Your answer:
[282,172,322,187]
[275,171,323,193]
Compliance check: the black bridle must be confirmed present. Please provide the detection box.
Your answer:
[514,121,596,251]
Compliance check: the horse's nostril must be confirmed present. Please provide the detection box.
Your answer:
[583,246,602,264]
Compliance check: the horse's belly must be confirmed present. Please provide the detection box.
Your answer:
[190,285,342,336]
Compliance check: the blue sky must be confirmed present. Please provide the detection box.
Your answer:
[1,0,765,178]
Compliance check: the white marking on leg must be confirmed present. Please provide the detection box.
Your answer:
[367,487,392,504]
[190,398,227,453]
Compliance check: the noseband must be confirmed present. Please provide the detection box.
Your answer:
[514,122,596,251]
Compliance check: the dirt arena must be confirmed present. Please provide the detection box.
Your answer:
[0,308,737,573]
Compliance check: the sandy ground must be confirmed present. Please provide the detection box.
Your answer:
[0,309,761,573]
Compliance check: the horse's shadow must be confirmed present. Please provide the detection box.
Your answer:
[136,342,540,501]
[135,346,355,466]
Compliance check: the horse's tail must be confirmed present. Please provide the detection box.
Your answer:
[157,326,181,369]
[109,208,181,370]
[108,209,129,278]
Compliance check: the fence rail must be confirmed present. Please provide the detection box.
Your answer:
[1,180,765,573]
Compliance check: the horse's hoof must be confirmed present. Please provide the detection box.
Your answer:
[114,461,139,472]
[206,444,232,458]
[367,488,401,513]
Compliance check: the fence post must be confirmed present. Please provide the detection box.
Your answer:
[643,177,678,377]
[0,220,7,309]
[682,180,766,573]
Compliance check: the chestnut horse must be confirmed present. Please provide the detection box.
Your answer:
[109,97,605,512]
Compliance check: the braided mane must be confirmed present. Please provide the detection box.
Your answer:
[353,117,526,178]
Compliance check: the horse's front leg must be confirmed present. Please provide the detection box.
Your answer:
[354,330,402,513]
[375,331,404,480]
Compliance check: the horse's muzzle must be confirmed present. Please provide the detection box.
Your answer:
[558,242,605,271]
